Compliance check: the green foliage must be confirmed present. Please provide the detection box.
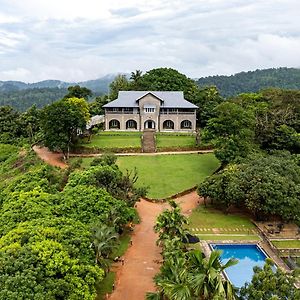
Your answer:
[57,184,135,228]
[41,97,89,158]
[137,68,198,101]
[198,152,300,221]
[0,87,67,111]
[197,67,300,97]
[109,74,130,100]
[0,219,103,300]
[89,95,109,115]
[64,85,93,100]
[0,146,140,299]
[154,200,189,244]
[0,188,53,234]
[90,153,117,166]
[239,259,300,299]
[67,164,146,205]
[203,101,256,164]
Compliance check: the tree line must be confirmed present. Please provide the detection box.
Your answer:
[197,67,300,97]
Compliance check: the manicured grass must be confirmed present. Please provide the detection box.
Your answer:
[78,153,219,198]
[271,240,300,249]
[117,153,220,199]
[188,205,255,233]
[83,131,142,149]
[156,133,196,148]
[196,234,260,241]
[76,153,219,198]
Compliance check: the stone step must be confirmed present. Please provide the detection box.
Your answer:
[142,130,156,153]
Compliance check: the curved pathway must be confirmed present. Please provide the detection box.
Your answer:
[33,145,202,299]
[109,192,201,300]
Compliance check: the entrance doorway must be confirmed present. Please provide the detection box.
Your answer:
[144,120,155,130]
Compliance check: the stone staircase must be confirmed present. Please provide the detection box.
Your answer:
[142,130,156,153]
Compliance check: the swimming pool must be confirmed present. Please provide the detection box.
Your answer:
[211,244,268,288]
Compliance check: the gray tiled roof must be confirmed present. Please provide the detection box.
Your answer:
[103,91,198,108]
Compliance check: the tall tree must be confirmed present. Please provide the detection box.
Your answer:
[64,85,93,100]
[239,259,300,300]
[203,101,256,164]
[41,97,90,159]
[109,74,130,100]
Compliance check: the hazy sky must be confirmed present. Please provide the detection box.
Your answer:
[0,0,300,82]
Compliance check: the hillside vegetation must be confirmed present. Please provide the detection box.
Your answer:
[196,67,300,97]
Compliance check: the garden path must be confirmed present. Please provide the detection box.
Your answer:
[109,191,201,300]
[32,145,203,299]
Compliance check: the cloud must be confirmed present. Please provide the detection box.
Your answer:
[0,0,299,81]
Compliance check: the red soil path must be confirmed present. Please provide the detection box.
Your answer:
[32,146,202,299]
[109,192,201,300]
[32,146,67,169]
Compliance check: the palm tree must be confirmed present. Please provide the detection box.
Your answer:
[154,200,189,245]
[188,249,237,300]
[130,70,143,82]
[152,256,193,300]
[91,223,119,268]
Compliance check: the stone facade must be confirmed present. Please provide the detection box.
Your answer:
[104,91,197,132]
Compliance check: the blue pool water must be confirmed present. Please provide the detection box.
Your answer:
[211,244,268,288]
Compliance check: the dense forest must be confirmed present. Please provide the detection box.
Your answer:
[0,88,67,111]
[196,67,300,97]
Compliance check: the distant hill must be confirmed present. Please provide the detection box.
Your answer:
[0,88,68,111]
[0,74,116,94]
[0,74,117,111]
[196,67,300,97]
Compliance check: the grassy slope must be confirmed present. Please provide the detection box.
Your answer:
[117,153,219,199]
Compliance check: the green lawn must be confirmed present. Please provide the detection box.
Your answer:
[188,205,255,235]
[82,131,142,149]
[271,240,300,249]
[156,133,196,149]
[117,153,219,199]
[78,153,219,198]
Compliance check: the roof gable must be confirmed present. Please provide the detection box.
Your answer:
[135,92,164,103]
[103,91,198,109]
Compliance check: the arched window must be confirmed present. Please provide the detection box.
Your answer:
[109,119,120,129]
[163,120,174,129]
[181,120,192,129]
[126,119,137,129]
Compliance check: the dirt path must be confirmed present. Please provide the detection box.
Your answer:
[32,146,202,299]
[32,146,67,169]
[109,191,201,300]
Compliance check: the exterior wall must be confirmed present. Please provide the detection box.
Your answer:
[105,112,140,131]
[138,94,161,131]
[159,113,196,132]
